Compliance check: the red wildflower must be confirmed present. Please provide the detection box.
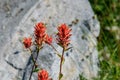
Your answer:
[45,34,52,45]
[38,69,49,80]
[57,24,72,49]
[23,37,32,48]
[34,22,46,45]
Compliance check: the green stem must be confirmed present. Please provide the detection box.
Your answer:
[59,48,65,80]
[50,44,62,58]
[29,47,40,80]
[29,48,37,67]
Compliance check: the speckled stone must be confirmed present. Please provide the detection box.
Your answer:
[0,0,100,80]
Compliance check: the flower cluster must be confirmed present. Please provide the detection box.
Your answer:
[23,37,32,48]
[57,24,72,49]
[34,22,53,46]
[38,69,49,80]
[45,34,52,45]
[23,22,53,49]
[34,22,47,45]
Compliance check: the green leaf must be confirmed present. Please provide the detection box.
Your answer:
[62,58,65,65]
[57,43,63,48]
[33,68,39,72]
[59,73,63,80]
[65,47,72,51]
[57,53,62,58]
[79,74,87,80]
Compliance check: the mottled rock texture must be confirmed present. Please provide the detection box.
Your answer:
[0,0,100,80]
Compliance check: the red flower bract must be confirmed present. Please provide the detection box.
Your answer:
[57,24,72,49]
[34,22,46,45]
[45,34,52,45]
[23,37,32,48]
[38,69,49,80]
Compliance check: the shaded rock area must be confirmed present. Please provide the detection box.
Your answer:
[0,0,38,79]
[0,0,100,80]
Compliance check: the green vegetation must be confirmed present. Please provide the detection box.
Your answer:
[89,0,120,80]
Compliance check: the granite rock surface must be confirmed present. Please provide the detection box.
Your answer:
[0,0,100,80]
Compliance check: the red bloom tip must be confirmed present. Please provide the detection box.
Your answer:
[45,34,52,45]
[57,24,72,49]
[38,69,49,80]
[34,22,46,45]
[23,37,32,48]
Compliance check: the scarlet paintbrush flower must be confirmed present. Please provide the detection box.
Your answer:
[34,22,46,45]
[57,24,72,49]
[45,34,52,45]
[38,69,49,80]
[23,37,32,48]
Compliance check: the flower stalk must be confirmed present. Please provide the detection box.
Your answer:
[56,24,72,80]
[59,48,65,80]
[29,48,37,68]
[50,44,62,58]
[29,47,40,80]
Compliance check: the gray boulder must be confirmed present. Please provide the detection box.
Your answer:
[0,0,100,80]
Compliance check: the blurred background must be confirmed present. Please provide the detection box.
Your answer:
[89,0,120,80]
